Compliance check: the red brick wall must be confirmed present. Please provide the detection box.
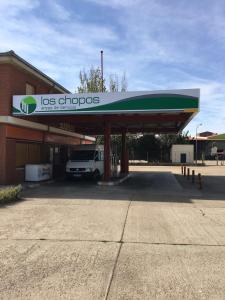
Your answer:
[0,64,12,116]
[0,61,92,184]
[0,123,86,184]
[0,126,20,184]
[5,139,18,183]
[0,125,6,183]
[0,63,60,116]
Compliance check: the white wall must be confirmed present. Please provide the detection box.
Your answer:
[171,144,194,163]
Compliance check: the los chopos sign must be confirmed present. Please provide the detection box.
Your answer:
[12,90,200,116]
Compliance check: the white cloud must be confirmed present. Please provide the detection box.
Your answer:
[0,0,119,90]
[83,0,143,8]
[0,0,39,15]
[48,1,71,20]
[176,78,225,135]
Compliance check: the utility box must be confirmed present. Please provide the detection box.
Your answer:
[25,164,53,181]
[171,144,194,164]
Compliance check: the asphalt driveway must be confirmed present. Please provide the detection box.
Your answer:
[1,167,225,299]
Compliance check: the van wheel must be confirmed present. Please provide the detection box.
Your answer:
[93,170,101,180]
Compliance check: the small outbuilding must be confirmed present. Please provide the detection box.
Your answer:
[171,144,194,164]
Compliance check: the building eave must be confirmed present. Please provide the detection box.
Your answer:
[0,50,70,94]
[0,116,95,142]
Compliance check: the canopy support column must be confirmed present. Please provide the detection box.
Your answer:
[103,122,111,181]
[121,128,129,175]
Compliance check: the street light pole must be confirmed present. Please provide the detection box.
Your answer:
[195,123,202,165]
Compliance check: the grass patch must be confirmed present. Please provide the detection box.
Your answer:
[0,185,22,205]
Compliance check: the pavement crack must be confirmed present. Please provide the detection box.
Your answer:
[1,238,224,247]
[104,242,122,300]
[104,193,133,299]
[119,197,132,242]
[125,241,224,247]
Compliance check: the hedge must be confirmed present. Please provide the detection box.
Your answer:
[0,185,22,204]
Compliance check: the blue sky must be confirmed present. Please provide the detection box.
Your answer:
[0,0,224,135]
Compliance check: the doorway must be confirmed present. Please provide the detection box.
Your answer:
[180,153,187,163]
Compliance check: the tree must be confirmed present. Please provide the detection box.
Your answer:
[121,72,127,92]
[109,72,127,92]
[77,67,107,93]
[109,74,119,92]
[77,67,127,93]
[159,131,190,149]
[131,134,160,161]
[124,132,191,162]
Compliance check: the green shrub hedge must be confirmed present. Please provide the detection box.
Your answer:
[0,185,22,204]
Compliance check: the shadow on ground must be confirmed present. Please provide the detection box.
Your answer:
[175,173,225,201]
[8,171,224,207]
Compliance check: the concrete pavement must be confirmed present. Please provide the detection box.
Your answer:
[107,243,225,300]
[1,166,225,299]
[0,240,119,300]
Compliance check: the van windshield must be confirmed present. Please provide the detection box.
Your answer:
[70,150,96,161]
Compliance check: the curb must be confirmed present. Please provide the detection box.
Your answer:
[97,174,131,186]
[22,179,55,190]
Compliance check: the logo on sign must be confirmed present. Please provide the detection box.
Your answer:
[20,96,37,114]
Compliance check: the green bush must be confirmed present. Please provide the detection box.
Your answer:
[0,185,22,204]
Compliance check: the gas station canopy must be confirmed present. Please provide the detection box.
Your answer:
[13,89,200,135]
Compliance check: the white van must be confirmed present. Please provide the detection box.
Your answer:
[66,144,104,179]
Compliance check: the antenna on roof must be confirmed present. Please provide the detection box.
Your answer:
[100,50,104,92]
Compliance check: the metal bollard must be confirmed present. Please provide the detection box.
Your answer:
[187,168,190,180]
[181,165,183,175]
[183,166,186,177]
[198,173,202,189]
[192,170,195,183]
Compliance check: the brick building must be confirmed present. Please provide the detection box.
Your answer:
[0,51,94,184]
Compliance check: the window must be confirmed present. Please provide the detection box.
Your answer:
[70,150,95,161]
[26,83,35,95]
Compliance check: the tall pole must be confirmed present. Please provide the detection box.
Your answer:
[121,128,127,174]
[195,123,202,165]
[104,122,111,181]
[100,50,104,92]
[195,128,198,165]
